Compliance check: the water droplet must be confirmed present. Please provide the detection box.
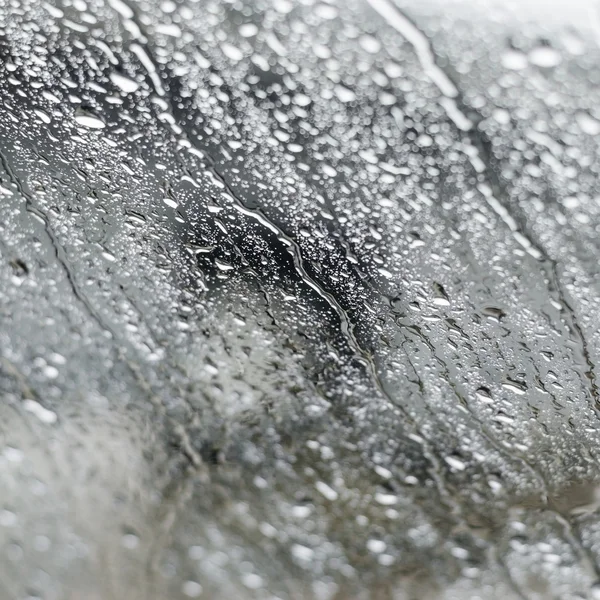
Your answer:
[502,380,527,395]
[334,85,356,103]
[444,455,466,471]
[110,72,139,93]
[576,112,600,136]
[23,400,57,424]
[359,35,381,54]
[182,581,203,597]
[528,46,561,68]
[221,43,243,62]
[366,539,387,553]
[74,107,105,129]
[291,544,315,561]
[501,50,528,70]
[239,23,258,37]
[315,481,338,501]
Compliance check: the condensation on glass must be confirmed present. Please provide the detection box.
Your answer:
[1,0,600,598]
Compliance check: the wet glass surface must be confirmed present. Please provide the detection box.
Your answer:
[1,0,600,597]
